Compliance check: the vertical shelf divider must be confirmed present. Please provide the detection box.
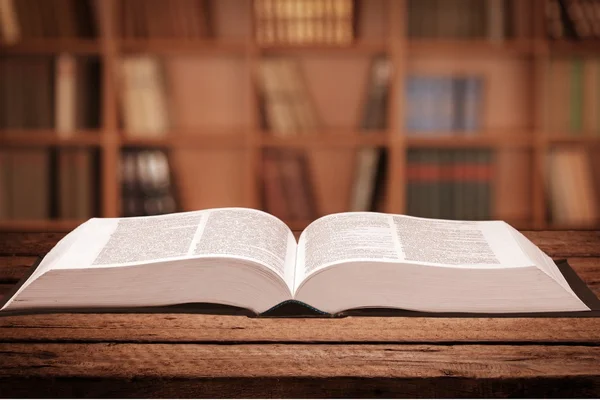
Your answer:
[532,0,550,228]
[246,0,261,210]
[386,0,407,215]
[97,0,120,218]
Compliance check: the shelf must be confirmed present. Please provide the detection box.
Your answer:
[549,40,600,56]
[408,39,535,56]
[0,39,101,55]
[544,134,600,145]
[0,219,85,232]
[404,134,533,148]
[119,132,248,148]
[0,130,103,147]
[256,41,387,55]
[261,132,388,148]
[119,39,248,55]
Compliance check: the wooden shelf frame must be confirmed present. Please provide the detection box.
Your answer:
[1,0,598,232]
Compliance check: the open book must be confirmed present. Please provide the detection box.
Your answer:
[1,208,598,316]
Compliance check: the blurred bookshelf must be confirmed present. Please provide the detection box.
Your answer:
[0,0,599,232]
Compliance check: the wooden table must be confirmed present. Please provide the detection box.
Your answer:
[0,231,599,398]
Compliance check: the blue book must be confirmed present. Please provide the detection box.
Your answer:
[405,76,418,133]
[439,77,455,133]
[463,77,482,134]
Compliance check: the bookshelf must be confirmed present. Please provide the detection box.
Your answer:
[0,0,599,231]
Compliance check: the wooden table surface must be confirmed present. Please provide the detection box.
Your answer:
[0,230,599,398]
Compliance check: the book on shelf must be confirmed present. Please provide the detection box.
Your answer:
[118,56,170,137]
[405,75,483,135]
[258,57,319,220]
[0,55,54,129]
[1,208,599,317]
[120,148,179,218]
[0,149,50,220]
[0,0,97,43]
[546,0,600,40]
[254,0,354,45]
[548,57,600,136]
[350,56,390,212]
[547,147,599,226]
[408,0,514,40]
[407,149,493,221]
[0,54,100,131]
[55,53,102,135]
[55,149,97,220]
[119,0,211,39]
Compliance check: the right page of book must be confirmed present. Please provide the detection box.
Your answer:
[294,213,534,292]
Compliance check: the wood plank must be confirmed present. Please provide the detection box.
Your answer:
[0,233,66,255]
[0,343,597,398]
[522,231,600,257]
[0,256,38,283]
[0,313,598,344]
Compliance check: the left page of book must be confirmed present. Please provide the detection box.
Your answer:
[2,208,297,313]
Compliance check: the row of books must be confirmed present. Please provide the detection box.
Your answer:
[0,147,181,220]
[0,55,101,131]
[118,0,211,39]
[259,56,391,218]
[121,149,179,217]
[408,0,516,40]
[405,76,483,135]
[254,0,354,45]
[350,57,390,212]
[406,149,493,221]
[0,149,97,220]
[547,147,599,226]
[546,0,600,40]
[258,56,319,219]
[548,57,600,136]
[0,0,96,43]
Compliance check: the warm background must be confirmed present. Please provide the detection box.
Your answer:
[0,0,599,232]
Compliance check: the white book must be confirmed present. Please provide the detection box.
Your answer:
[0,208,594,315]
[55,54,77,137]
[0,0,20,44]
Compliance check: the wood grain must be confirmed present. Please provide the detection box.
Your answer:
[0,342,598,379]
[0,256,38,283]
[0,314,598,344]
[522,231,600,257]
[0,343,598,397]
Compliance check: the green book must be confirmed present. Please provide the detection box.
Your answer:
[570,58,584,135]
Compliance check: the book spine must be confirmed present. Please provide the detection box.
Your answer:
[451,77,465,132]
[570,58,584,135]
[262,150,289,219]
[0,0,21,43]
[487,0,506,41]
[55,53,77,137]
[463,76,482,134]
[405,76,417,133]
[430,149,442,219]
[583,58,598,135]
[479,150,493,220]
[453,149,465,220]
[0,150,10,219]
[10,149,50,219]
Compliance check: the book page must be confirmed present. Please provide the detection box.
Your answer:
[48,208,296,289]
[295,212,534,289]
